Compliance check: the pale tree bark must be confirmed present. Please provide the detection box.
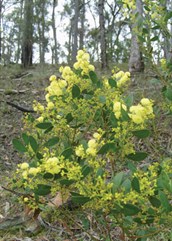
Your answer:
[99,0,108,69]
[0,0,3,62]
[52,0,58,64]
[164,0,172,61]
[129,0,144,73]
[79,0,85,49]
[21,0,33,67]
[72,0,79,63]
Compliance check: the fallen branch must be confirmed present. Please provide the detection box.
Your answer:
[6,101,35,113]
[0,89,28,94]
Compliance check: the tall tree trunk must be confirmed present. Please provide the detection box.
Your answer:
[72,0,79,63]
[0,0,3,62]
[164,0,172,61]
[129,0,144,73]
[16,0,24,63]
[99,0,108,69]
[52,0,58,64]
[21,0,33,67]
[79,0,85,49]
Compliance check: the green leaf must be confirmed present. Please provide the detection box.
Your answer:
[124,94,134,107]
[132,129,150,138]
[44,137,59,148]
[89,71,98,84]
[112,172,124,194]
[122,179,131,193]
[66,113,74,123]
[108,78,117,87]
[36,122,53,130]
[122,204,140,216]
[159,191,171,212]
[127,152,148,161]
[29,136,38,153]
[60,147,73,159]
[72,84,80,98]
[60,179,74,186]
[99,95,106,104]
[71,192,91,205]
[43,173,54,179]
[22,133,29,145]
[82,165,91,178]
[34,184,51,196]
[121,108,130,121]
[98,142,117,154]
[109,112,118,127]
[144,5,150,11]
[165,87,172,101]
[36,152,43,160]
[12,139,27,153]
[149,196,161,208]
[131,177,141,193]
[150,36,159,42]
[165,10,172,21]
[96,168,104,177]
[151,25,161,30]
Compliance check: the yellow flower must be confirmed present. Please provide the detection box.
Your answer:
[49,75,57,82]
[75,145,85,157]
[140,98,152,106]
[93,132,101,140]
[24,197,29,202]
[37,116,44,122]
[88,139,97,148]
[28,167,40,176]
[113,101,127,119]
[20,162,29,170]
[47,101,54,110]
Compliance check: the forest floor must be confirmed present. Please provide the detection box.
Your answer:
[0,64,171,241]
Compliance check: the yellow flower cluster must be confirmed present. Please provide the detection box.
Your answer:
[33,101,44,112]
[18,162,41,179]
[113,101,127,119]
[73,49,95,75]
[129,98,154,124]
[46,76,67,98]
[86,139,98,156]
[122,0,136,10]
[43,157,62,175]
[113,70,130,88]
[160,58,167,70]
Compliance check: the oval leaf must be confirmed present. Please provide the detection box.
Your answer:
[98,142,117,154]
[108,78,117,87]
[132,129,150,139]
[122,204,140,216]
[131,177,141,193]
[60,147,73,159]
[89,71,98,84]
[72,84,80,99]
[29,136,38,153]
[44,137,59,147]
[127,152,148,161]
[71,192,91,205]
[36,122,53,130]
[12,139,27,153]
[34,184,51,196]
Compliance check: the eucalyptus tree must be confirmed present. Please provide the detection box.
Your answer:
[71,0,79,63]
[34,0,49,64]
[0,0,3,62]
[21,0,33,67]
[51,0,58,64]
[99,0,108,69]
[129,0,144,73]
